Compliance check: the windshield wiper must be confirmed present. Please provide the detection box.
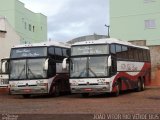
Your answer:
[79,68,87,77]
[88,68,97,77]
[18,65,25,79]
[27,66,36,78]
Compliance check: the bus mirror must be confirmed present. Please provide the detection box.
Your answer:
[108,56,112,67]
[44,59,49,70]
[2,61,7,73]
[62,58,68,69]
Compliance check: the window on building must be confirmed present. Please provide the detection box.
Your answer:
[29,24,32,31]
[145,20,156,29]
[33,26,35,32]
[24,22,27,29]
[0,18,7,37]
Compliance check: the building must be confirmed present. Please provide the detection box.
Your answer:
[0,16,20,63]
[67,34,107,44]
[0,0,47,44]
[110,0,160,45]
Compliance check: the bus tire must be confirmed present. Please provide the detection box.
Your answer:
[54,83,60,97]
[113,82,120,97]
[136,79,142,92]
[22,94,30,98]
[141,79,145,91]
[49,83,60,97]
[81,93,89,98]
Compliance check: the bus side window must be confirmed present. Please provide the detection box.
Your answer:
[147,50,150,61]
[48,47,55,58]
[121,46,128,60]
[116,44,122,59]
[48,59,56,78]
[110,44,116,54]
[128,47,134,60]
[55,47,63,60]
[110,57,117,76]
[134,48,139,61]
[62,48,69,57]
[138,49,143,61]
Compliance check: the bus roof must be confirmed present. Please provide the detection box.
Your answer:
[12,41,71,48]
[72,38,149,49]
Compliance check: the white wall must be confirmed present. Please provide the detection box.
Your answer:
[0,17,20,69]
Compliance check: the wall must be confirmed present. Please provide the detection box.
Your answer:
[148,45,160,83]
[0,0,47,44]
[110,0,160,45]
[0,17,20,62]
[15,0,47,43]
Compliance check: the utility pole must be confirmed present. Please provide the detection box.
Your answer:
[105,24,110,38]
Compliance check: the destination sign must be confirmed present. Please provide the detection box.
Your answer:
[11,47,47,58]
[71,45,109,56]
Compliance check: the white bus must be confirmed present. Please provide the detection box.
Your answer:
[2,41,70,98]
[67,38,151,97]
[0,59,9,88]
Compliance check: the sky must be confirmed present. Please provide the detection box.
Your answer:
[19,0,109,42]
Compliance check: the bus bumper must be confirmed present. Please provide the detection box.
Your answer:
[70,85,111,93]
[9,86,48,95]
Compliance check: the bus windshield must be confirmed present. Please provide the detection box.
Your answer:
[71,44,109,56]
[10,58,47,80]
[10,47,47,58]
[70,56,108,78]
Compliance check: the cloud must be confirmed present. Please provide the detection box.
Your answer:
[20,0,109,42]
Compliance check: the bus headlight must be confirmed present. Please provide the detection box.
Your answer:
[98,81,110,85]
[106,82,110,85]
[37,82,48,87]
[11,83,17,87]
[70,82,78,86]
[36,80,47,86]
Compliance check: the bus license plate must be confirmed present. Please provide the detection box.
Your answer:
[84,88,92,91]
[24,89,31,93]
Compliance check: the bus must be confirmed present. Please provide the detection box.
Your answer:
[65,38,151,97]
[0,59,9,87]
[2,41,70,98]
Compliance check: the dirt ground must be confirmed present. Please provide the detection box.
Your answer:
[0,87,160,120]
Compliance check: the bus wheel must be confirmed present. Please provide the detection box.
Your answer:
[136,79,142,92]
[49,84,60,97]
[81,93,89,98]
[141,79,145,91]
[54,84,60,97]
[23,94,30,98]
[113,82,120,97]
